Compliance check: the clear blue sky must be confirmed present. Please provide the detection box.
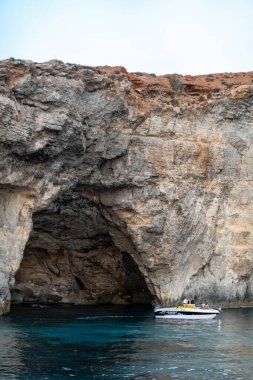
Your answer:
[1,0,252,75]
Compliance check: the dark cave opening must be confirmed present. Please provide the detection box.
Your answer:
[11,190,152,305]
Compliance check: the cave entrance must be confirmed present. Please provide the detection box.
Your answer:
[11,190,152,305]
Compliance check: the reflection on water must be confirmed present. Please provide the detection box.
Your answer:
[0,305,253,379]
[0,315,28,379]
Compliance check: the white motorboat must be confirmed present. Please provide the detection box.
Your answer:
[154,304,220,320]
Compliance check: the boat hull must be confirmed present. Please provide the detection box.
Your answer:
[155,313,217,320]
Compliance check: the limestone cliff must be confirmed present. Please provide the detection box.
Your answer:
[0,58,253,314]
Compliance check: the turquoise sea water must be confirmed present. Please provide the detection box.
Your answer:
[0,305,253,379]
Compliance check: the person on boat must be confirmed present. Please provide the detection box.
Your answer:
[182,298,188,305]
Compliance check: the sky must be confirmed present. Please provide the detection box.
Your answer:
[0,0,252,75]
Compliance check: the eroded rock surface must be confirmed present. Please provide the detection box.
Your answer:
[0,187,35,313]
[0,59,253,312]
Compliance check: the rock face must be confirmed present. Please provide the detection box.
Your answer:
[0,59,253,313]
